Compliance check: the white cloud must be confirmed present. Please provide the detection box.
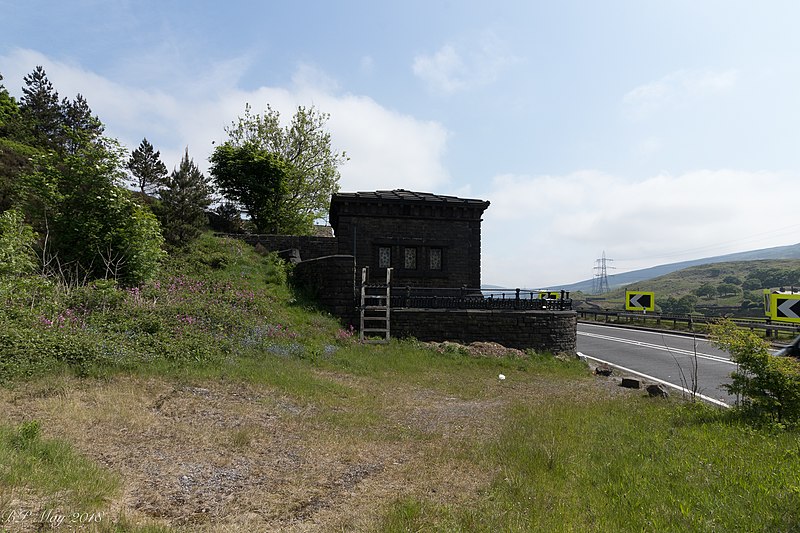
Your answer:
[412,44,466,94]
[480,168,800,288]
[0,48,450,192]
[623,68,740,118]
[412,31,519,94]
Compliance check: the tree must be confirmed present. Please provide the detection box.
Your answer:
[695,283,717,300]
[127,138,168,196]
[210,143,302,234]
[662,294,698,315]
[677,294,699,314]
[0,73,20,138]
[22,135,164,285]
[158,148,213,247]
[61,94,104,154]
[742,276,763,291]
[210,103,346,234]
[717,283,741,297]
[0,72,28,211]
[19,66,62,149]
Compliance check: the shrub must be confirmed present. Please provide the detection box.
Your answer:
[0,208,37,276]
[21,138,165,286]
[711,319,800,425]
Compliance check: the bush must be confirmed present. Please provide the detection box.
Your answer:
[0,208,37,276]
[21,138,165,286]
[711,319,800,425]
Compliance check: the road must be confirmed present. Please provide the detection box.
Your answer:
[577,322,738,406]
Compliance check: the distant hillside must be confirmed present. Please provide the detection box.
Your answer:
[559,243,800,293]
[586,258,800,308]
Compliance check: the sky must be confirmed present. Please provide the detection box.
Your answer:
[3,0,800,288]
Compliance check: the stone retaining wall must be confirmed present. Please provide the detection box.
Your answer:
[226,234,338,261]
[391,308,577,354]
[291,255,358,325]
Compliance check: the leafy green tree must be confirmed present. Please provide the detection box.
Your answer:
[158,148,213,247]
[695,283,717,300]
[660,294,698,315]
[742,276,763,291]
[4,66,164,285]
[22,135,164,285]
[1,72,39,212]
[717,283,740,297]
[0,73,20,138]
[678,294,699,314]
[211,103,346,234]
[127,138,168,196]
[210,143,305,233]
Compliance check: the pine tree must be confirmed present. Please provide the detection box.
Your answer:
[127,138,167,196]
[19,66,62,149]
[61,94,104,154]
[158,148,213,247]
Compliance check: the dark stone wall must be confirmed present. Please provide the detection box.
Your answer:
[291,255,358,326]
[391,308,577,354]
[334,215,483,288]
[223,234,338,261]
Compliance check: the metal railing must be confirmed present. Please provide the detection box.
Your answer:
[389,287,573,311]
[577,309,800,338]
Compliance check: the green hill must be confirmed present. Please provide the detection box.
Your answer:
[577,259,800,315]
[561,242,800,293]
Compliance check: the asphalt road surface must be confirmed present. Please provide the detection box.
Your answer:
[577,322,738,406]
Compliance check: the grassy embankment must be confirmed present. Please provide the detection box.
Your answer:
[1,234,798,532]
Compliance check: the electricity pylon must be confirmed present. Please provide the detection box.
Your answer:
[592,251,614,294]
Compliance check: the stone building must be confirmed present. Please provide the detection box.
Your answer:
[225,188,576,354]
[329,189,490,288]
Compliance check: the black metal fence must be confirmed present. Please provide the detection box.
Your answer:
[389,287,573,311]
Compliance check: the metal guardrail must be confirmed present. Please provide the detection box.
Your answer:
[577,309,800,338]
[389,287,573,311]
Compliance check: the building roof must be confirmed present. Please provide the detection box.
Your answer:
[331,189,490,207]
[329,189,490,230]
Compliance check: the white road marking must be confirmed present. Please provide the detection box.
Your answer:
[577,330,736,366]
[578,352,731,408]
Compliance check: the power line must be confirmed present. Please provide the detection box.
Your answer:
[618,224,800,264]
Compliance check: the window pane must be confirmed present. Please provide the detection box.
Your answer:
[378,247,391,268]
[404,247,417,269]
[429,248,442,270]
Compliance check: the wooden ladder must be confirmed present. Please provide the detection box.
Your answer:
[360,267,392,344]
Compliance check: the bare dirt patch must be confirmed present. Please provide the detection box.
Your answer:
[0,355,607,531]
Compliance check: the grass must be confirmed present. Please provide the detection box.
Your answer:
[0,420,118,507]
[380,400,800,532]
[1,233,799,531]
